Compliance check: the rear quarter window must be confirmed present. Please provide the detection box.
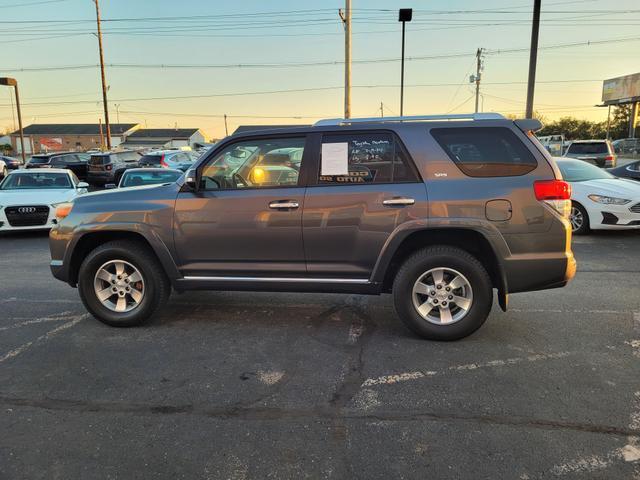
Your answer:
[431,127,538,177]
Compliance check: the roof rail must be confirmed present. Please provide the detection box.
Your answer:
[314,113,505,127]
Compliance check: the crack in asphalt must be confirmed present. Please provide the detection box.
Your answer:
[1,394,638,438]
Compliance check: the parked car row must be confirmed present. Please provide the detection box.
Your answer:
[9,149,198,186]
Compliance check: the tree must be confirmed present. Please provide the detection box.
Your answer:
[537,105,633,140]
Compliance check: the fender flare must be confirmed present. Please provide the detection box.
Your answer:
[370,218,511,310]
[65,222,181,285]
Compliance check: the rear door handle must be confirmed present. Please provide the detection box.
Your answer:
[269,201,299,210]
[382,197,415,206]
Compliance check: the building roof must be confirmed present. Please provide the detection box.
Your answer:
[120,139,167,147]
[127,128,200,139]
[12,124,138,136]
[233,125,309,134]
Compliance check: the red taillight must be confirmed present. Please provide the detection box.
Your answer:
[105,164,112,171]
[534,180,571,201]
[605,155,614,161]
[160,154,168,168]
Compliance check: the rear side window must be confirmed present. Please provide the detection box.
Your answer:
[431,127,537,177]
[318,132,418,184]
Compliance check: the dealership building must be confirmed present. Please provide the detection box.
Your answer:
[9,123,139,155]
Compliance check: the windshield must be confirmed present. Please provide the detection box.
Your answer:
[0,172,72,190]
[567,142,608,154]
[120,170,182,187]
[556,160,615,182]
[28,156,50,165]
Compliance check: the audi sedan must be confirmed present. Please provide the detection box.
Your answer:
[0,169,88,232]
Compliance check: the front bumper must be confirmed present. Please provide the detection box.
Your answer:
[0,206,57,232]
[588,202,640,229]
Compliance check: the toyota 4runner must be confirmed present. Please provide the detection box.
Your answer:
[49,113,576,340]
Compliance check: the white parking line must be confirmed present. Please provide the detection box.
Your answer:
[0,312,74,332]
[0,314,87,364]
[362,351,572,387]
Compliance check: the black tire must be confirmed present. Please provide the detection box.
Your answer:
[570,201,590,235]
[77,240,170,327]
[393,246,493,341]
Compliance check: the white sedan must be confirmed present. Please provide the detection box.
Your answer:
[0,168,88,232]
[555,158,640,234]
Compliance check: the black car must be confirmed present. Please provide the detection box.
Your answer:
[0,155,24,170]
[87,150,141,185]
[608,160,640,181]
[26,152,90,180]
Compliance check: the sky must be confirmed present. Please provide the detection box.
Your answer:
[1,0,639,140]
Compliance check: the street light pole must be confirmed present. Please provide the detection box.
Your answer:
[398,8,412,117]
[525,0,542,119]
[94,0,111,150]
[0,77,25,162]
[340,0,352,119]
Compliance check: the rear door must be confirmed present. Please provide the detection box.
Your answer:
[302,130,427,278]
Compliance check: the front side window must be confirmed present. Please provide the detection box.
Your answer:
[201,137,304,190]
[0,172,72,190]
[318,132,418,184]
[431,127,538,177]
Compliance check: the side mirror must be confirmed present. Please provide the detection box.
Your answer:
[184,168,198,190]
[104,183,116,190]
[77,181,89,189]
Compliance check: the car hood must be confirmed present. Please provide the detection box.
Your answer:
[577,178,640,199]
[0,189,78,207]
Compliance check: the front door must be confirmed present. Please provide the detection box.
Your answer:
[303,131,428,278]
[173,135,309,277]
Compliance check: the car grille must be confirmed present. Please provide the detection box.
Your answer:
[630,203,640,214]
[5,205,50,227]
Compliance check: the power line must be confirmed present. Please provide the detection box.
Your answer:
[0,79,605,108]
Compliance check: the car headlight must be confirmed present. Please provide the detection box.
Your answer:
[587,194,631,205]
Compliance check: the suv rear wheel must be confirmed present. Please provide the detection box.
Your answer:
[78,240,170,327]
[393,246,492,340]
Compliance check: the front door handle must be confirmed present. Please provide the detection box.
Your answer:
[269,200,299,210]
[382,197,415,206]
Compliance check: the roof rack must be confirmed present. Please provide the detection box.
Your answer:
[314,113,505,127]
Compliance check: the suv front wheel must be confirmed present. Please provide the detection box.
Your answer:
[78,240,170,327]
[393,246,492,340]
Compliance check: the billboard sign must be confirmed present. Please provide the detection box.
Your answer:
[602,73,640,105]
[39,137,64,151]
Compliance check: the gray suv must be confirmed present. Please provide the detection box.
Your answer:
[49,113,576,340]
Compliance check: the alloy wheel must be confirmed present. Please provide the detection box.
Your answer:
[412,267,473,325]
[93,260,145,312]
[569,206,584,232]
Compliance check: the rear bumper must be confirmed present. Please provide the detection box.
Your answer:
[87,172,115,183]
[504,250,576,293]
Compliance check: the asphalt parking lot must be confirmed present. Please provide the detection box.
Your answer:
[0,230,639,479]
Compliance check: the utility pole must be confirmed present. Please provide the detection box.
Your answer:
[94,0,111,149]
[380,102,384,117]
[398,9,412,117]
[473,48,484,113]
[98,118,104,150]
[114,104,120,124]
[525,0,542,119]
[0,77,25,162]
[339,1,352,119]
[224,114,229,136]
